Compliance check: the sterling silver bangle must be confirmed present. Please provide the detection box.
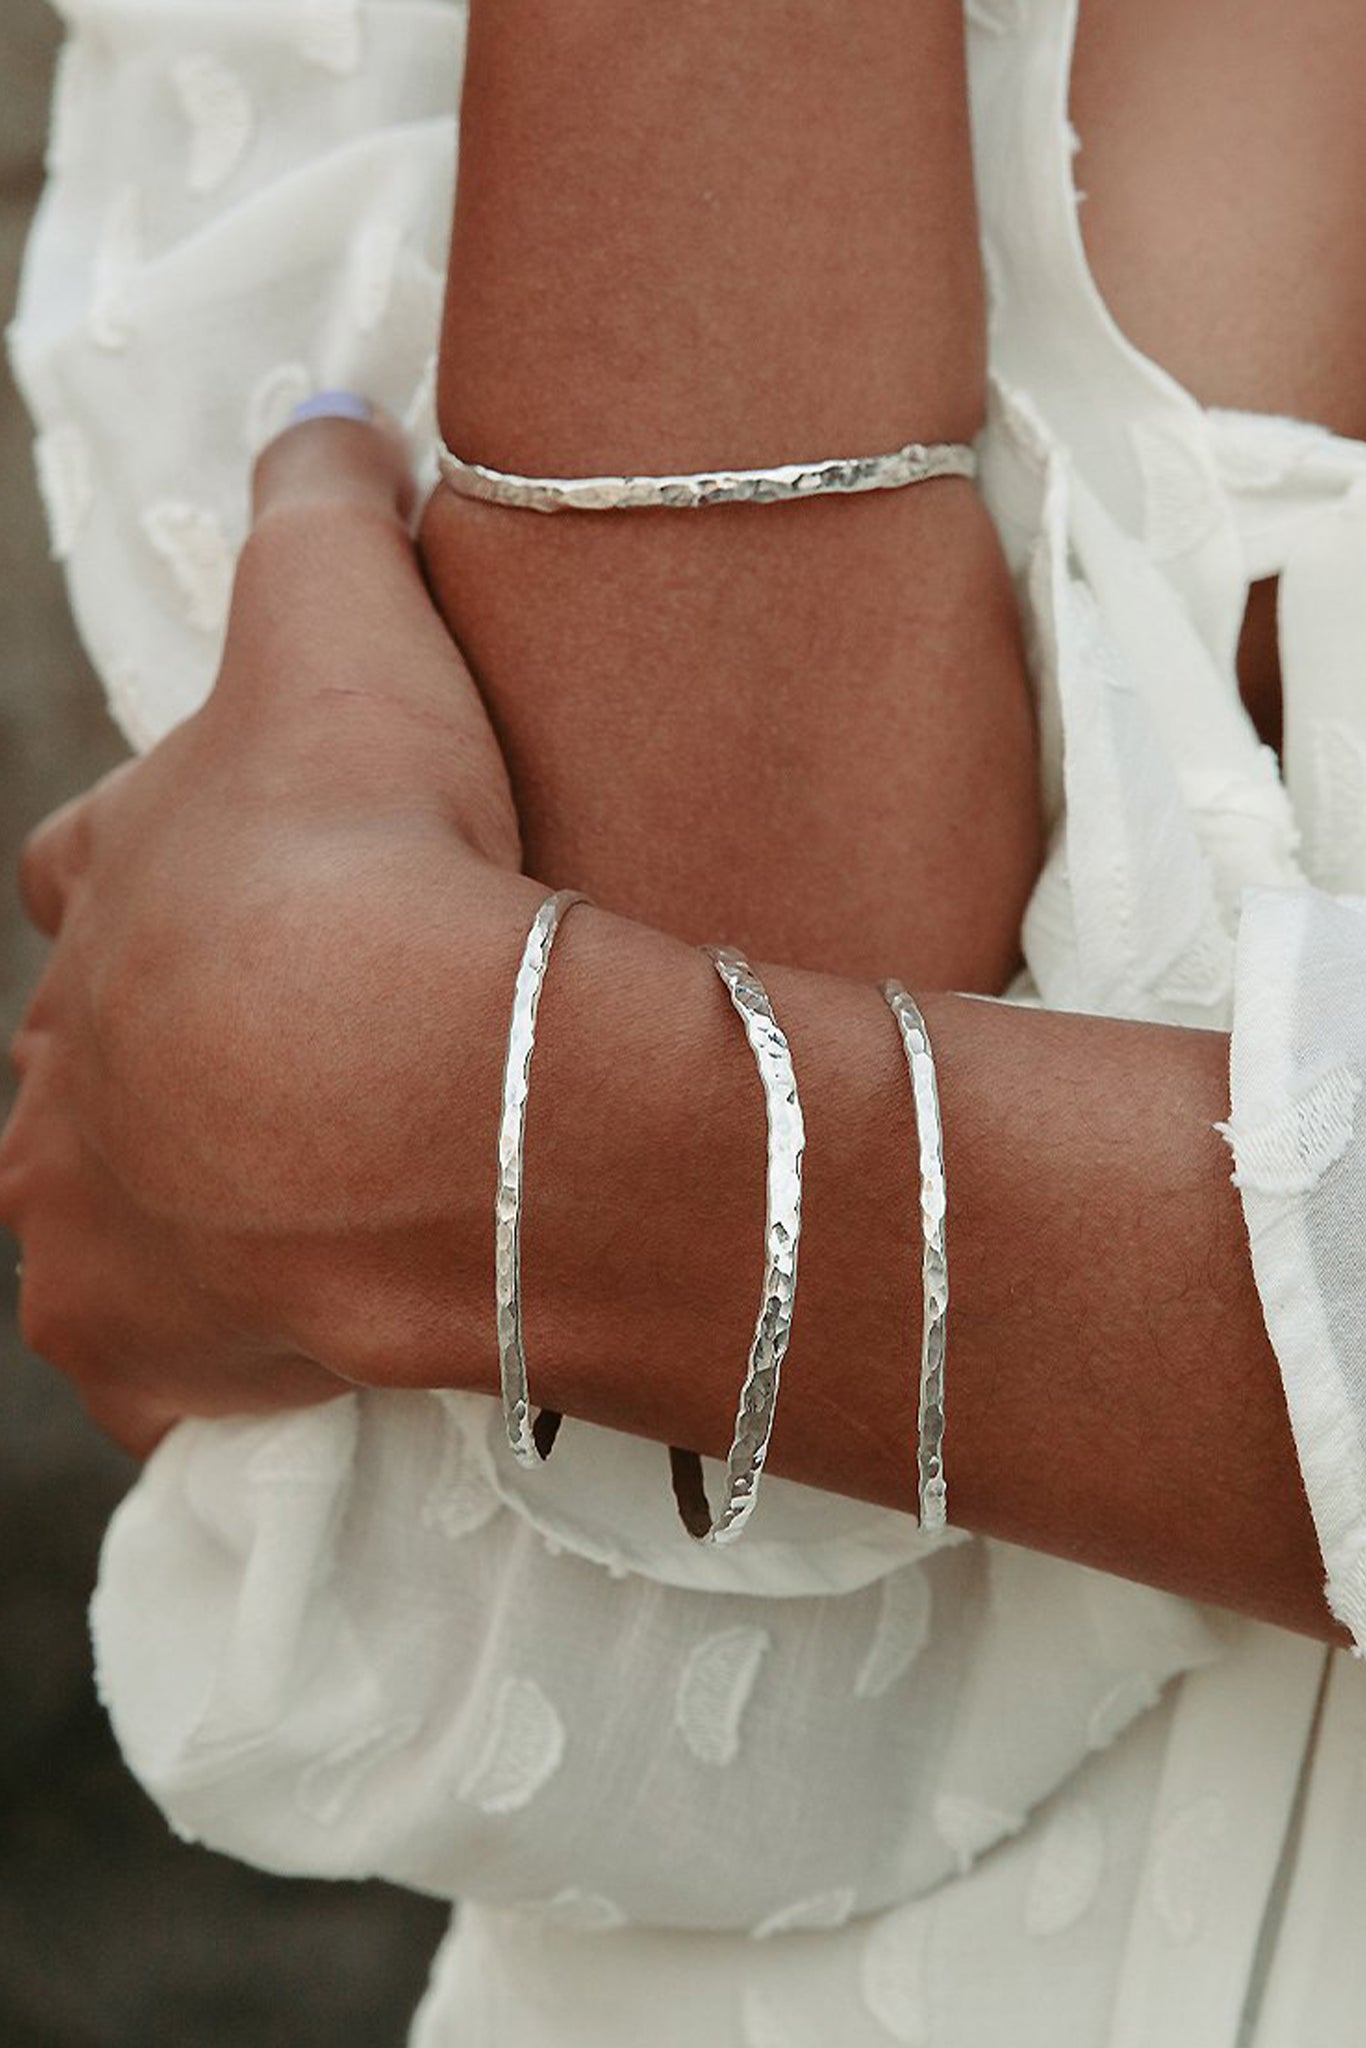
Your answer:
[670,948,805,1545]
[496,889,589,1467]
[437,438,977,515]
[882,982,949,1531]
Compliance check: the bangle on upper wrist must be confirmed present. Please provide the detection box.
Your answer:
[437,437,977,516]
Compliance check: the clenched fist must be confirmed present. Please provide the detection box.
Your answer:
[1,411,541,1454]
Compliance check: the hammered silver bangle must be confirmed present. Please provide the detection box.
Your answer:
[670,947,805,1546]
[496,889,589,1467]
[882,982,949,1531]
[437,438,976,515]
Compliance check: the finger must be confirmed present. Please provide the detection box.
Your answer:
[14,1202,344,1423]
[18,792,94,937]
[237,398,445,680]
[0,1072,35,1221]
[251,394,415,529]
[17,760,144,938]
[231,396,520,865]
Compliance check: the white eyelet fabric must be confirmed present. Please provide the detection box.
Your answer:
[14,0,1366,2042]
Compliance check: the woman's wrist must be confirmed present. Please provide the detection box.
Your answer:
[387,894,1333,1639]
[394,891,923,1500]
[417,477,1039,989]
[341,882,920,1508]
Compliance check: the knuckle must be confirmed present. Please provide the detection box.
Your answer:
[23,796,91,875]
[75,1385,159,1460]
[17,1276,89,1375]
[0,1102,37,1230]
[7,993,53,1082]
[18,796,95,936]
[0,1150,25,1232]
[18,840,59,938]
[15,831,43,906]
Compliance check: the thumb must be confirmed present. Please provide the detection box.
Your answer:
[233,392,441,708]
[251,392,416,528]
[228,395,522,870]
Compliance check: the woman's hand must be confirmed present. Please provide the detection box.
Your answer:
[0,412,532,1456]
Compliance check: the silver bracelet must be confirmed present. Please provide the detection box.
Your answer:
[670,948,805,1545]
[496,889,590,1467]
[437,438,977,515]
[882,982,949,1531]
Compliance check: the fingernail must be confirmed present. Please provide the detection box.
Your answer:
[286,390,376,429]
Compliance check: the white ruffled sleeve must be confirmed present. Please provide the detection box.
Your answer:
[1226,885,1366,1650]
[93,1388,1219,1930]
[9,0,462,750]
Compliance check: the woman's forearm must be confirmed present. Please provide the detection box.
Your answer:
[442,0,985,466]
[495,909,1337,1645]
[420,0,1040,988]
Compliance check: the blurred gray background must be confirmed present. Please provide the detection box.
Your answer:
[1,8,445,2041]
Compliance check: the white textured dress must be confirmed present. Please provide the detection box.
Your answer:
[13,2,1366,2042]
